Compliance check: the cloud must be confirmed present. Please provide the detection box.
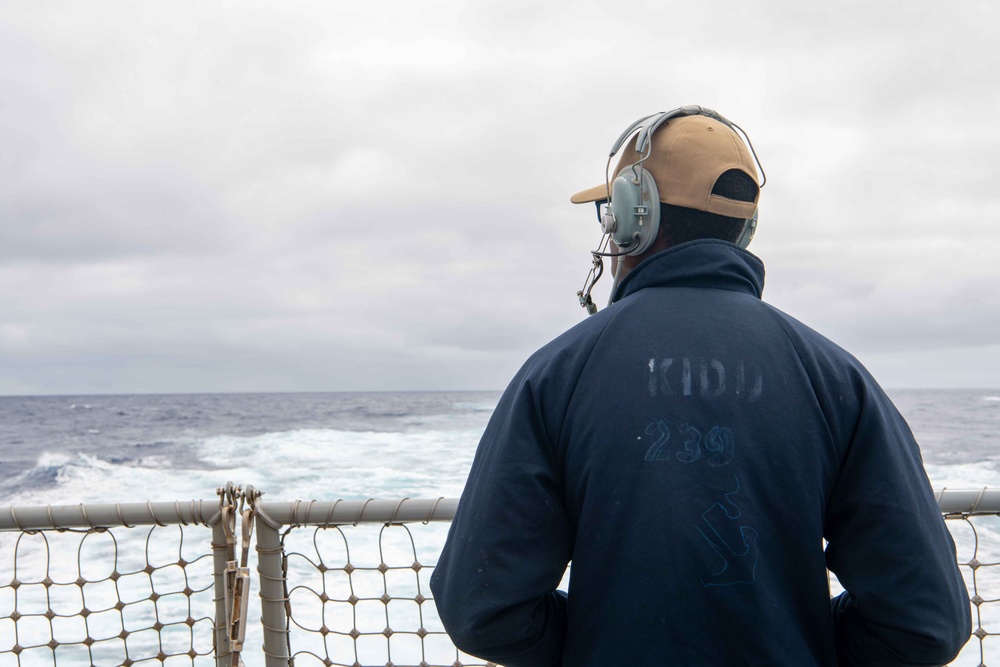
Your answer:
[1,0,998,394]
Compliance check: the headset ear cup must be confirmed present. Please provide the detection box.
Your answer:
[609,168,660,255]
[736,207,758,249]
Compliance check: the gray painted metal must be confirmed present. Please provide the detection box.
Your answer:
[253,497,458,529]
[935,487,1000,513]
[3,491,998,534]
[212,520,234,667]
[0,499,220,531]
[256,519,291,667]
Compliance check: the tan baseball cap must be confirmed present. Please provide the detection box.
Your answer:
[570,113,759,219]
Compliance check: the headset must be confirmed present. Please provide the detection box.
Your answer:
[577,105,765,315]
[600,104,764,256]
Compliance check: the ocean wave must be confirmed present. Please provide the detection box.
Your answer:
[451,400,497,411]
[924,459,1000,490]
[2,451,209,507]
[194,427,479,502]
[1,425,482,508]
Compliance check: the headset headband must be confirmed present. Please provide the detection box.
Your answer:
[607,105,765,188]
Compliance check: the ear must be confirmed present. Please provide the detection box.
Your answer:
[607,168,660,256]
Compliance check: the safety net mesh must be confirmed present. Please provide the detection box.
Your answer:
[946,512,1000,667]
[276,521,495,667]
[0,490,996,667]
[0,524,216,666]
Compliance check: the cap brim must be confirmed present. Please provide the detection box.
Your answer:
[570,183,610,204]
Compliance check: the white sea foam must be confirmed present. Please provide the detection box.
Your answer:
[449,400,496,411]
[3,426,482,510]
[194,427,480,501]
[6,452,225,508]
[35,451,73,468]
[925,460,1000,490]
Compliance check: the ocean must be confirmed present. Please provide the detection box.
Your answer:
[0,392,502,507]
[0,389,998,666]
[3,389,998,506]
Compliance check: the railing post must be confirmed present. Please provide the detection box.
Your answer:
[212,519,234,666]
[256,515,291,666]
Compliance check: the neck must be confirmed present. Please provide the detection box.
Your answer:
[613,236,671,281]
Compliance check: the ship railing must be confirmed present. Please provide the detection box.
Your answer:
[0,485,996,666]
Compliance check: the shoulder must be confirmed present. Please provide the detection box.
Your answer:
[519,306,621,380]
[759,300,870,378]
[756,301,904,444]
[491,306,625,444]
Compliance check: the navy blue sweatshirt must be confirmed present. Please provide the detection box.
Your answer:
[431,240,970,666]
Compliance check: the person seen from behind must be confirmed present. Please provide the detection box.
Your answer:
[430,105,971,666]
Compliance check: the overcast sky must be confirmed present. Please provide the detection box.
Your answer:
[1,0,998,395]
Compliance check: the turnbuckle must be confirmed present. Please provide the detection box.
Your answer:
[216,481,262,667]
[224,559,251,656]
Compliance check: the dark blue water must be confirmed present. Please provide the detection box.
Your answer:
[889,389,1000,465]
[0,389,997,505]
[0,391,500,503]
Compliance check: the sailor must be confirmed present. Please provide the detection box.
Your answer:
[431,106,971,666]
